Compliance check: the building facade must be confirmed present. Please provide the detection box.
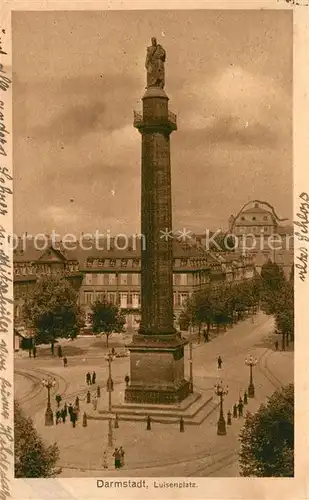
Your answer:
[228,201,293,278]
[13,237,255,332]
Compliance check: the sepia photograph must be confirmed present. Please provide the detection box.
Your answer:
[12,9,294,479]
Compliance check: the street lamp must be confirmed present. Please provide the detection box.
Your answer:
[189,315,193,393]
[214,381,228,436]
[105,351,116,447]
[245,355,257,398]
[41,377,56,426]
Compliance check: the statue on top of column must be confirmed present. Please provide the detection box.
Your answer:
[145,37,166,89]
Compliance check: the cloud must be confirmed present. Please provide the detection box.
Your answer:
[185,115,278,148]
[175,65,291,147]
[32,102,106,142]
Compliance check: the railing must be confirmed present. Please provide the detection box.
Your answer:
[133,110,177,128]
[133,111,143,127]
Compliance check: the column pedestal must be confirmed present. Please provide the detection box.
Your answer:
[125,334,190,404]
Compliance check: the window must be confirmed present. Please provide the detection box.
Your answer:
[132,293,140,309]
[108,273,117,285]
[240,216,245,221]
[263,216,268,221]
[173,274,176,286]
[121,259,127,268]
[110,259,116,267]
[132,259,140,268]
[131,273,139,286]
[179,274,187,286]
[85,274,92,286]
[252,217,256,221]
[107,292,116,304]
[179,293,189,307]
[180,259,188,268]
[119,273,127,285]
[97,274,104,286]
[264,226,269,233]
[95,292,105,302]
[84,292,94,304]
[173,292,177,307]
[120,292,128,309]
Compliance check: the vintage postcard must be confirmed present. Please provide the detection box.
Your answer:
[0,1,308,499]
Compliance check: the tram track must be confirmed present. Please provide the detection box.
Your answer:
[15,367,70,412]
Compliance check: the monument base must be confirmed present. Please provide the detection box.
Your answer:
[125,334,191,405]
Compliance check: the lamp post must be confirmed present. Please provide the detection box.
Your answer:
[214,381,228,436]
[105,351,115,447]
[245,355,257,398]
[189,315,193,393]
[41,377,56,426]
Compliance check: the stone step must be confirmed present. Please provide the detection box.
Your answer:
[88,395,218,426]
[98,395,212,419]
[108,392,201,413]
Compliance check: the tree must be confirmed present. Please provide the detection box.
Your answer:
[89,299,125,347]
[274,281,294,345]
[261,260,286,291]
[239,384,294,477]
[15,402,61,478]
[23,275,84,349]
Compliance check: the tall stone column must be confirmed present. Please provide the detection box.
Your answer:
[125,38,190,405]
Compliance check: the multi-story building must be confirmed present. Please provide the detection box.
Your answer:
[228,201,293,278]
[13,236,255,333]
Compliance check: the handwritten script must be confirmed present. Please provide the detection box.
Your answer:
[0,26,13,500]
[294,192,309,282]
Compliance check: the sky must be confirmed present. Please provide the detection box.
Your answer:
[12,10,293,237]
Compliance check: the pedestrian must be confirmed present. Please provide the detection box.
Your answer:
[56,409,61,424]
[68,403,73,417]
[63,357,68,367]
[111,348,115,355]
[97,385,101,397]
[64,402,68,417]
[275,340,279,351]
[33,346,37,358]
[61,408,66,423]
[51,342,55,356]
[57,345,63,358]
[238,400,244,418]
[75,396,80,410]
[92,371,96,385]
[86,372,91,385]
[217,356,222,369]
[243,391,248,405]
[227,411,232,425]
[71,411,77,428]
[125,374,130,388]
[119,446,125,467]
[102,451,108,469]
[233,404,238,418]
[113,448,121,469]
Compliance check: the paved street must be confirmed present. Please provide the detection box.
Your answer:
[15,312,294,477]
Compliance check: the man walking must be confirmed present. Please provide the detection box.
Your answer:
[119,446,125,467]
[61,408,66,423]
[86,372,91,385]
[92,371,96,385]
[217,356,222,369]
[113,448,121,469]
